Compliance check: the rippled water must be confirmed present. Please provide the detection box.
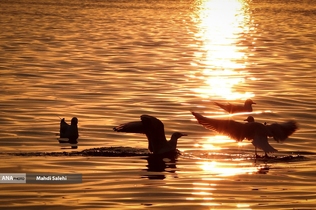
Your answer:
[1,0,316,209]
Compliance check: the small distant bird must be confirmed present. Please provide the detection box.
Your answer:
[191,111,298,157]
[59,117,79,144]
[244,116,255,123]
[113,115,187,155]
[214,99,256,113]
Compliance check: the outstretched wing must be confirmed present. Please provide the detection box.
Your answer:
[191,111,246,141]
[141,115,168,153]
[252,134,277,153]
[266,121,298,142]
[113,121,145,134]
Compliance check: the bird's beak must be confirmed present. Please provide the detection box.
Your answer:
[244,117,251,121]
[252,102,256,104]
[181,133,188,136]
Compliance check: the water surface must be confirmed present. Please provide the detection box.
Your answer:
[1,0,316,209]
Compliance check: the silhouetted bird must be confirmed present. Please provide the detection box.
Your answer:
[191,111,298,157]
[113,115,187,155]
[59,117,79,145]
[214,99,256,113]
[244,116,255,123]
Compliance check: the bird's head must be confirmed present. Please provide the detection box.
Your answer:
[169,132,187,149]
[245,99,256,105]
[171,132,188,140]
[244,116,255,123]
[71,117,78,125]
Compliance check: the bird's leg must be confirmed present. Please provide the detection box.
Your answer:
[255,147,260,158]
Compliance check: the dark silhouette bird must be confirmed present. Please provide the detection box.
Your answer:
[244,116,255,123]
[113,115,187,155]
[191,111,298,157]
[59,117,79,145]
[214,99,256,113]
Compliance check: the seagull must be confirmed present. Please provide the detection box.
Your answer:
[244,116,255,123]
[59,117,79,144]
[113,115,187,155]
[214,99,256,113]
[191,111,298,157]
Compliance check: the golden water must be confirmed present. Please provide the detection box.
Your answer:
[1,0,316,209]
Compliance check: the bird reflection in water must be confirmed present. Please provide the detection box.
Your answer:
[256,164,270,174]
[141,153,178,180]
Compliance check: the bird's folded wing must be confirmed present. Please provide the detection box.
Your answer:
[113,121,145,133]
[191,112,245,141]
[267,121,298,142]
[252,134,277,153]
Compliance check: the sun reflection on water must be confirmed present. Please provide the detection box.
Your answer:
[198,160,259,177]
[187,158,265,209]
[190,0,255,100]
[187,1,260,208]
[194,135,249,152]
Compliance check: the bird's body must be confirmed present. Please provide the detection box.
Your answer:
[113,115,187,155]
[214,99,256,113]
[191,111,298,156]
[59,117,79,144]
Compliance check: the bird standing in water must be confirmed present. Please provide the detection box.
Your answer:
[191,111,298,157]
[214,99,256,113]
[113,115,187,155]
[59,117,79,148]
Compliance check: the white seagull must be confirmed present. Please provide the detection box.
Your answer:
[214,99,256,113]
[191,111,298,157]
[113,115,187,155]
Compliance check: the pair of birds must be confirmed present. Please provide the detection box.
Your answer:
[113,99,298,157]
[59,117,79,147]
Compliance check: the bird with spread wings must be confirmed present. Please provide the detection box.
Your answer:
[113,115,187,155]
[191,111,298,157]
